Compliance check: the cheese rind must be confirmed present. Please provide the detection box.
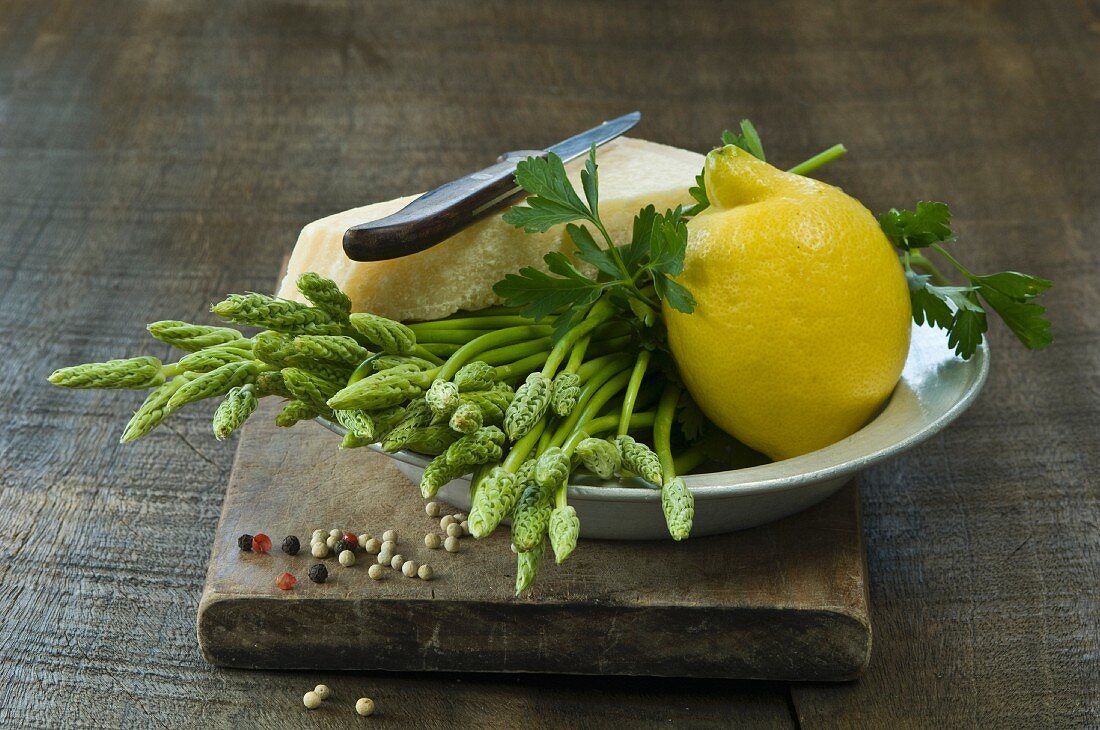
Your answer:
[278,137,704,321]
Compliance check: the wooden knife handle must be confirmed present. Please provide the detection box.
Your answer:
[342,150,545,262]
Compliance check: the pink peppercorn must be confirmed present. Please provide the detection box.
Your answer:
[252,533,272,552]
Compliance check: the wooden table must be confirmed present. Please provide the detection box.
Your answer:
[2,1,1096,726]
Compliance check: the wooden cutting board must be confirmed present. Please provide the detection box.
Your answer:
[198,398,871,681]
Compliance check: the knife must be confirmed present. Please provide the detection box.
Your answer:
[342,112,641,262]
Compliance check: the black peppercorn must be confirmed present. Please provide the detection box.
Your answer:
[237,534,253,551]
[334,538,356,555]
[308,563,328,583]
[281,535,300,555]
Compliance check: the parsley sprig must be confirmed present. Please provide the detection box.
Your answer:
[495,120,1051,360]
[494,146,696,339]
[881,202,1052,358]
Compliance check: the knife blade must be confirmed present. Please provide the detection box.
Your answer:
[342,112,641,262]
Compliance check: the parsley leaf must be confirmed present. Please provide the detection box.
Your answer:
[621,205,658,272]
[977,287,1052,350]
[653,274,696,314]
[972,271,1052,300]
[687,172,710,215]
[906,272,954,329]
[645,212,688,277]
[888,202,1052,357]
[567,223,619,279]
[947,301,988,359]
[878,202,954,251]
[580,145,599,217]
[502,153,591,233]
[722,119,766,161]
[492,256,600,321]
[676,391,707,441]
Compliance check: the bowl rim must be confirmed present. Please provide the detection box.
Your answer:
[318,326,990,504]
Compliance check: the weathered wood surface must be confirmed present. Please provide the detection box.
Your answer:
[199,399,869,679]
[1,0,1097,727]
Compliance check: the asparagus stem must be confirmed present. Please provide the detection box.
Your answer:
[410,329,494,345]
[502,420,546,471]
[409,315,544,331]
[479,337,552,367]
[578,335,632,360]
[617,350,651,436]
[551,366,634,450]
[554,480,567,509]
[540,298,616,377]
[437,325,552,380]
[583,410,656,436]
[575,352,631,382]
[653,381,682,484]
[494,352,551,382]
[412,345,444,365]
[468,462,493,507]
[547,355,633,447]
[418,342,460,358]
[673,446,706,475]
[564,335,591,374]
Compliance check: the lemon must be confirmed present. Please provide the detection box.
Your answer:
[664,146,911,460]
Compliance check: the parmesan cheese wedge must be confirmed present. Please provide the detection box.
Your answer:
[277,137,704,321]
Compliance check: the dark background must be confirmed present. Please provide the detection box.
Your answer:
[1,1,1096,727]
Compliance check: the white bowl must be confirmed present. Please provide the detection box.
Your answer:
[319,323,988,539]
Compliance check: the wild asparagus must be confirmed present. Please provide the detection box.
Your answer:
[296,271,352,322]
[212,384,258,440]
[504,372,552,440]
[146,320,244,352]
[211,293,342,334]
[49,356,165,390]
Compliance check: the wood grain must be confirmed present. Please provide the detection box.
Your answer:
[198,399,869,680]
[0,0,1096,727]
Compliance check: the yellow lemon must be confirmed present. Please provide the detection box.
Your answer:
[664,146,911,460]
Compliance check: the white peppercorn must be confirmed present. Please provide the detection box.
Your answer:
[417,564,433,581]
[377,548,393,565]
[445,523,462,538]
[311,542,330,559]
[444,536,460,553]
[338,549,356,567]
[368,563,384,580]
[460,520,469,536]
[357,534,370,550]
[424,533,441,549]
[311,529,326,542]
[325,534,338,549]
[313,684,331,700]
[425,501,441,517]
[382,529,397,542]
[440,515,456,529]
[381,540,396,554]
[355,697,375,716]
[365,538,382,554]
[329,528,342,539]
[390,554,405,570]
[401,560,418,577]
[454,512,467,522]
[303,691,322,709]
